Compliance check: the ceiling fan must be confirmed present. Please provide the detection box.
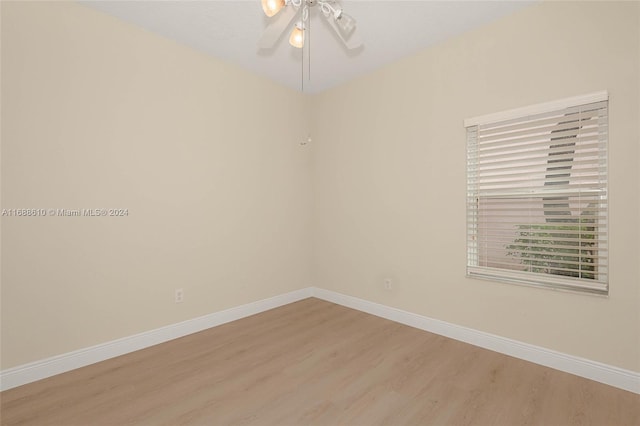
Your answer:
[258,0,362,50]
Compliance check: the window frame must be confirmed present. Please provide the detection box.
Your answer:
[465,91,609,295]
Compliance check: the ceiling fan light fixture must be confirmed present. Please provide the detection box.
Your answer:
[334,11,356,39]
[289,22,304,48]
[257,0,362,54]
[261,0,286,17]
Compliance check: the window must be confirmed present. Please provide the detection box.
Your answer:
[465,92,608,294]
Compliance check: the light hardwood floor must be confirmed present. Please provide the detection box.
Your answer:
[1,298,638,425]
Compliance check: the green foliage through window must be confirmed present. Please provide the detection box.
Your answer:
[505,218,596,280]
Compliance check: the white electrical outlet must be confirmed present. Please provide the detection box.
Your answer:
[383,278,393,290]
[175,288,184,303]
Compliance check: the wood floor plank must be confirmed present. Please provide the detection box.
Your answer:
[1,298,638,425]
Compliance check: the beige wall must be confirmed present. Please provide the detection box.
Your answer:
[2,0,639,374]
[1,2,312,369]
[311,1,640,372]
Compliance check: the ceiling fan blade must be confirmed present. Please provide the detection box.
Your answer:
[258,6,299,49]
[325,15,363,50]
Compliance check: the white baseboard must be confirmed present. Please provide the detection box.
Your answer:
[3,286,638,395]
[0,288,313,392]
[311,287,640,394]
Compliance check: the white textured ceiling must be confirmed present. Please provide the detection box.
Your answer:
[83,0,535,93]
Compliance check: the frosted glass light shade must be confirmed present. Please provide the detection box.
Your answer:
[289,24,304,48]
[261,0,285,17]
[335,12,356,38]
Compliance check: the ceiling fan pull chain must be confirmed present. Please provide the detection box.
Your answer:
[308,6,311,83]
[301,4,307,91]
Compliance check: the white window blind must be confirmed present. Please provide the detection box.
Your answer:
[466,92,608,294]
